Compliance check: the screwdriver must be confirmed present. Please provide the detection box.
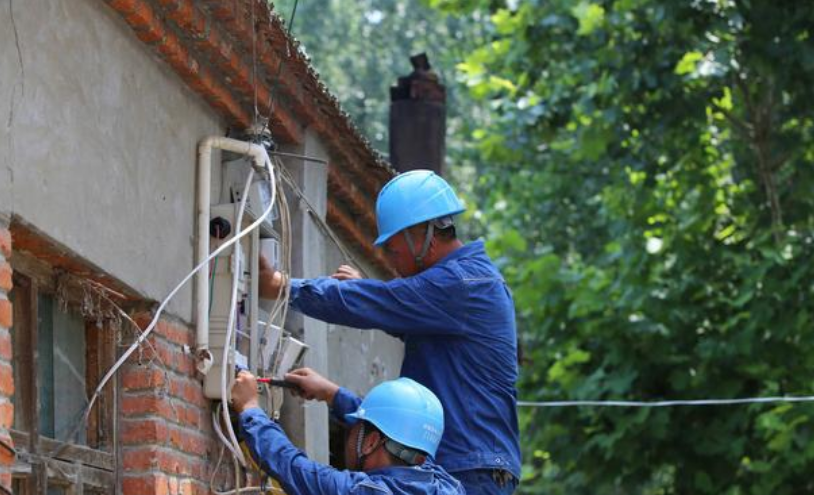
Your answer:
[257,377,300,391]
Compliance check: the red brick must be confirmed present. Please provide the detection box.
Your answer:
[123,473,170,495]
[177,478,195,495]
[0,330,11,362]
[120,418,169,445]
[0,300,11,329]
[0,402,13,429]
[167,375,184,399]
[168,0,206,35]
[121,394,176,421]
[135,20,165,44]
[169,427,209,457]
[125,3,157,30]
[122,446,160,472]
[123,446,196,474]
[181,404,201,428]
[0,471,10,491]
[0,230,10,261]
[0,263,11,292]
[182,382,208,408]
[122,367,166,392]
[0,364,13,397]
[156,319,192,347]
[0,433,13,466]
[151,340,193,376]
[108,0,138,14]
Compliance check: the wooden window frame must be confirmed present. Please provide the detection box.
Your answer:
[10,252,117,494]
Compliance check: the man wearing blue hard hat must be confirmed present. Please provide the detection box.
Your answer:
[261,170,521,494]
[231,369,464,495]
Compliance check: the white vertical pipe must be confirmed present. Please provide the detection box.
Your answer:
[196,136,268,357]
[196,140,213,354]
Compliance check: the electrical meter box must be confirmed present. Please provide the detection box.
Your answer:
[204,203,259,399]
[222,157,279,237]
[204,201,306,405]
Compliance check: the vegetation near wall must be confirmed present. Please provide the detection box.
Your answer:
[282,1,814,493]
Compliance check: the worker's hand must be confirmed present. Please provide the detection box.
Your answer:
[331,264,363,281]
[284,367,340,406]
[231,371,261,413]
[259,254,286,299]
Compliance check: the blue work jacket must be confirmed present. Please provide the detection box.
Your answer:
[289,240,521,479]
[239,388,465,495]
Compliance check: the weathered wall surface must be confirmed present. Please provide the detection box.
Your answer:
[276,131,332,464]
[0,0,224,319]
[325,243,405,397]
[0,0,406,487]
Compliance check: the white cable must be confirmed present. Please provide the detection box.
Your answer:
[517,396,814,408]
[56,147,277,454]
[220,167,256,467]
[212,406,244,465]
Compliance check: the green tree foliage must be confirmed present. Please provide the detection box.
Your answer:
[272,0,492,231]
[425,0,814,493]
[273,0,486,158]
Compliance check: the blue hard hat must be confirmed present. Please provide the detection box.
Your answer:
[374,170,466,246]
[345,377,444,457]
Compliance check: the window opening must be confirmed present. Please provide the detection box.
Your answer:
[9,259,115,493]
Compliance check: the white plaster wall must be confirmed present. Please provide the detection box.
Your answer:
[0,0,224,319]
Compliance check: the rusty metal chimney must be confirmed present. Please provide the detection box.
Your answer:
[389,53,447,176]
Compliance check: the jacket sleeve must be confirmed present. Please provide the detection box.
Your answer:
[330,387,362,425]
[288,270,466,336]
[240,408,366,495]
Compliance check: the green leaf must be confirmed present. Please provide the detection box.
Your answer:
[571,2,605,36]
[675,51,704,75]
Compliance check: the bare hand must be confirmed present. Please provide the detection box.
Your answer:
[231,371,261,413]
[259,255,286,299]
[331,264,363,281]
[284,367,340,406]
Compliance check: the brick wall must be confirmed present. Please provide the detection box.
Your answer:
[0,219,14,493]
[121,314,218,495]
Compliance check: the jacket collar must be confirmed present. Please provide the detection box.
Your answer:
[433,240,485,267]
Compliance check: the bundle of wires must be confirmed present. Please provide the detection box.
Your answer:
[215,152,296,494]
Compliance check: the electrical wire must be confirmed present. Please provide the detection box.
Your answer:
[277,165,370,278]
[517,396,814,408]
[212,406,245,464]
[211,413,286,495]
[51,147,277,457]
[259,0,300,139]
[265,156,295,378]
[220,167,257,468]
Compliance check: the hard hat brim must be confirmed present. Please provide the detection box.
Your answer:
[373,207,465,246]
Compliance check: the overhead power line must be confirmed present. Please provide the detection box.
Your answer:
[517,395,814,408]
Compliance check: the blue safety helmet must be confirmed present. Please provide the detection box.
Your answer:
[374,170,466,246]
[345,377,445,458]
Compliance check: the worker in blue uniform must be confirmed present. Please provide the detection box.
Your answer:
[231,370,465,495]
[260,170,521,495]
